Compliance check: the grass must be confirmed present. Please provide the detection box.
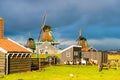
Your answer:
[108,54,120,59]
[2,65,120,80]
[31,53,61,58]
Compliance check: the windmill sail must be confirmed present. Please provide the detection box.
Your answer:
[38,14,46,42]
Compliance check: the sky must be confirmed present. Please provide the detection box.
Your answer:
[0,0,120,50]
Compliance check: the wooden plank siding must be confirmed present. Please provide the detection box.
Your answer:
[61,46,81,64]
[8,58,31,74]
[31,58,39,70]
[82,52,108,64]
[61,47,73,64]
[0,52,5,74]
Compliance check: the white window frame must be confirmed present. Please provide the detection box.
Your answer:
[66,52,71,57]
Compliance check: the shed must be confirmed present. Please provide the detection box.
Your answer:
[0,38,32,74]
[60,45,82,64]
[82,51,108,65]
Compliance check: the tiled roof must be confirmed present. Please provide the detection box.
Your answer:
[0,38,32,53]
[82,47,97,52]
[82,47,90,52]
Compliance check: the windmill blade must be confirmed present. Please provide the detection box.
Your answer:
[27,32,30,47]
[76,29,82,41]
[38,14,47,41]
[41,14,46,29]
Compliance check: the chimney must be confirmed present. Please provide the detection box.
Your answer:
[0,17,4,39]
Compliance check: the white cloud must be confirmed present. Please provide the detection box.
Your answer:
[88,38,120,50]
[7,36,27,45]
[58,38,77,49]
[7,35,120,50]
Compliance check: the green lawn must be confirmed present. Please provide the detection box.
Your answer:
[31,53,61,58]
[1,65,120,80]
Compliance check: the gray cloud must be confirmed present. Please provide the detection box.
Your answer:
[1,0,120,50]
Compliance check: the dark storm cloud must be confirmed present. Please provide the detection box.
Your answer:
[1,0,120,50]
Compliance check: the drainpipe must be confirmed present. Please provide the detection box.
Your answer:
[6,53,10,75]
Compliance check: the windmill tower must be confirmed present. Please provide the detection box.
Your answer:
[77,29,88,48]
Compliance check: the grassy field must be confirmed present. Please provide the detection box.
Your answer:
[31,53,61,58]
[1,65,120,80]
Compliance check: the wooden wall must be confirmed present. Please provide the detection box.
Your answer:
[31,58,39,70]
[61,47,73,64]
[0,52,5,74]
[82,52,108,64]
[61,47,81,64]
[8,58,31,74]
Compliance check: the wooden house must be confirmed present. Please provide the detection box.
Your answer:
[0,17,32,74]
[60,45,82,64]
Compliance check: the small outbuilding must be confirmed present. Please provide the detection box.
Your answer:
[0,38,32,74]
[82,47,108,65]
[60,45,82,64]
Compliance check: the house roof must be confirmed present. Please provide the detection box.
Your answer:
[60,45,82,53]
[0,38,32,53]
[82,47,97,52]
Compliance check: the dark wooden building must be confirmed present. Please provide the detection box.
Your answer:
[60,45,82,64]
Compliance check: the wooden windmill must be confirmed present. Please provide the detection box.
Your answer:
[27,32,36,52]
[77,29,88,48]
[37,14,59,46]
[36,14,59,54]
[38,14,46,42]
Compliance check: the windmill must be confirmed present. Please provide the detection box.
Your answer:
[38,14,46,42]
[27,32,36,52]
[37,14,59,46]
[77,29,88,48]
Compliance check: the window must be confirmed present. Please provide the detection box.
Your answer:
[45,46,48,49]
[39,49,43,54]
[66,52,71,57]
[74,51,79,58]
[74,51,78,56]
[44,50,48,54]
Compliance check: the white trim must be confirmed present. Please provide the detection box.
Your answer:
[8,38,32,53]
[11,53,15,58]
[60,45,82,53]
[0,47,7,53]
[6,53,10,75]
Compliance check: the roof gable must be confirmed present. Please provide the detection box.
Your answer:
[61,45,81,53]
[38,41,57,50]
[0,38,32,53]
[82,46,97,52]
